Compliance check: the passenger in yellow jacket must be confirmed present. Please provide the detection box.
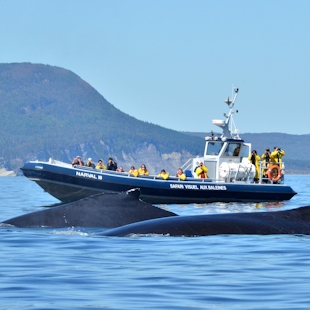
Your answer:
[270,147,285,168]
[176,168,186,180]
[95,159,106,170]
[128,166,139,177]
[261,148,271,177]
[138,164,149,176]
[157,169,169,180]
[248,150,261,182]
[195,162,208,178]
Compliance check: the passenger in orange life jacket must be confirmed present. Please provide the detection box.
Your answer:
[195,162,208,178]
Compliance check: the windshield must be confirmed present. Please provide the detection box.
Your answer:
[206,142,224,155]
[223,143,242,156]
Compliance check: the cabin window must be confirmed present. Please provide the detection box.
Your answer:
[223,143,241,156]
[206,142,224,155]
[241,144,250,157]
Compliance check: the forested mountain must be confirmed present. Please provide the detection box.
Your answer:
[0,63,308,175]
[0,63,204,174]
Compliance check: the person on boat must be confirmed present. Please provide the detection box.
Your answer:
[233,146,241,156]
[176,168,186,180]
[195,162,208,178]
[128,166,139,177]
[96,159,106,170]
[107,157,117,171]
[71,156,84,166]
[138,164,149,176]
[248,150,260,183]
[270,147,285,168]
[157,169,169,180]
[116,166,125,172]
[86,158,96,168]
[261,148,271,177]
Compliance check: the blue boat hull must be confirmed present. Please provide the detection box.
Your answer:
[21,162,297,204]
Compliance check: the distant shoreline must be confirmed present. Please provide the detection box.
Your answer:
[0,168,16,177]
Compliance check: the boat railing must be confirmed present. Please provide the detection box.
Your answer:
[232,163,254,182]
[44,158,228,184]
[258,161,285,184]
[48,159,72,168]
[181,158,194,171]
[73,164,224,182]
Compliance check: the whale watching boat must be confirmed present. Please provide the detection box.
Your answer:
[21,88,296,204]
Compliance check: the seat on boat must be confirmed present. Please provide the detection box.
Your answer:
[184,170,193,178]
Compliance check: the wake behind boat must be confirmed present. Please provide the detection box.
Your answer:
[21,88,297,204]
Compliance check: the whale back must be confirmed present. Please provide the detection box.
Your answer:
[2,189,177,228]
[101,206,310,237]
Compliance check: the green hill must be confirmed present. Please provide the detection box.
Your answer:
[0,62,308,175]
[0,63,204,174]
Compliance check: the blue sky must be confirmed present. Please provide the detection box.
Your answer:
[1,0,310,134]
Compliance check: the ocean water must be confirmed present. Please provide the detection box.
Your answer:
[1,175,310,310]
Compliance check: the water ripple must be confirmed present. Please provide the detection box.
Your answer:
[1,176,310,309]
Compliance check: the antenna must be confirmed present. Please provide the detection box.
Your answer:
[212,87,240,139]
[228,87,240,138]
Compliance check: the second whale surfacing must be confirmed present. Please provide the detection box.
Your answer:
[101,206,310,237]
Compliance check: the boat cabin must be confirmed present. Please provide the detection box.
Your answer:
[183,137,253,181]
[182,88,257,182]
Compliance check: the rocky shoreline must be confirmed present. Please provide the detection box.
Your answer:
[0,168,16,177]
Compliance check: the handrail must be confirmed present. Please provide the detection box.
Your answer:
[258,161,285,184]
[181,158,193,171]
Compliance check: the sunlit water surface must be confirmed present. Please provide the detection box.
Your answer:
[1,176,310,309]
